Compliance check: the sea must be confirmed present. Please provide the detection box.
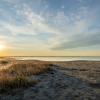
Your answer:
[12,56,100,61]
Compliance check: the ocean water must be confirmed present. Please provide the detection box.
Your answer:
[14,56,100,61]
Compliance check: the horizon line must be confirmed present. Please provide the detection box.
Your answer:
[0,56,100,57]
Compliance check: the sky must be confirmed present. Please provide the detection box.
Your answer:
[0,0,100,56]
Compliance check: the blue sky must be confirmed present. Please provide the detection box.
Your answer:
[0,0,100,56]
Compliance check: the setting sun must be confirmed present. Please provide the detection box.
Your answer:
[0,44,6,51]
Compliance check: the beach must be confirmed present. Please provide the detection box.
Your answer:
[0,59,100,100]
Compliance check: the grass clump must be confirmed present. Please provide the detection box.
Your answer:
[0,60,9,65]
[0,75,37,89]
[8,63,52,76]
[0,61,52,90]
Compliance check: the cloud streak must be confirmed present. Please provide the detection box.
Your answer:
[52,32,100,50]
[0,0,100,53]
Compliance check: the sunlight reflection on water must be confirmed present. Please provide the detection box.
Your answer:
[14,56,100,61]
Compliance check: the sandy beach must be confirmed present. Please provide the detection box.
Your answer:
[0,59,100,100]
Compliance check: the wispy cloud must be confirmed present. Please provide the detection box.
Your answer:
[0,0,100,53]
[52,32,100,50]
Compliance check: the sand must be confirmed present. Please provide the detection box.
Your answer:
[0,59,100,100]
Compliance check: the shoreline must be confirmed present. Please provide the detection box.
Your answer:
[1,56,100,62]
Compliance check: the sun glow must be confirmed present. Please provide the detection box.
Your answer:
[0,44,6,51]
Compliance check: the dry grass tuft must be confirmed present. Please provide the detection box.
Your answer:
[0,60,9,65]
[7,63,52,76]
[0,75,38,89]
[0,62,52,90]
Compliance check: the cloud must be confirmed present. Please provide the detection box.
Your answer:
[0,2,90,37]
[0,0,99,51]
[52,32,100,50]
[77,0,84,3]
[1,0,20,4]
[1,23,37,35]
[0,4,61,37]
[48,6,100,50]
[17,4,61,35]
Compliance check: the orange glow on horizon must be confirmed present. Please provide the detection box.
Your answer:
[0,49,100,57]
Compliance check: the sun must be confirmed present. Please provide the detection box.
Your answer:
[0,44,6,51]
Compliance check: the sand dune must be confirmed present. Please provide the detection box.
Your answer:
[0,59,100,100]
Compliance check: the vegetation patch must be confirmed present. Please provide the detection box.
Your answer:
[0,62,52,90]
[0,60,9,65]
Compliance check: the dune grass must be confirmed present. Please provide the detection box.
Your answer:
[0,62,52,90]
[0,60,9,65]
[0,75,38,89]
[6,63,52,76]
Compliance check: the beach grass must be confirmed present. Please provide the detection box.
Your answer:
[0,60,9,65]
[0,61,51,90]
